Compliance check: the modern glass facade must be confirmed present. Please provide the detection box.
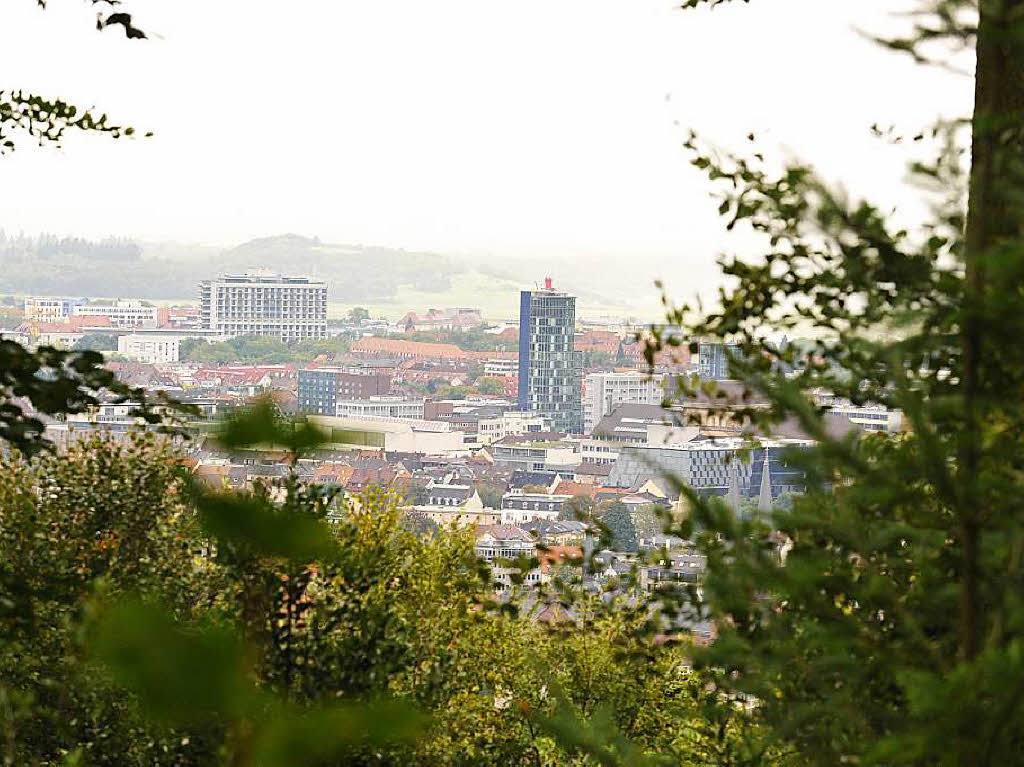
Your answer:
[517,288,583,433]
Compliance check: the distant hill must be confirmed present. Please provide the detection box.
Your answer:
[0,233,461,302]
[0,232,673,320]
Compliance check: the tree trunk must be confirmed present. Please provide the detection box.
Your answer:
[961,0,1024,663]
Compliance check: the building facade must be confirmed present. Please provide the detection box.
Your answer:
[297,367,393,416]
[24,296,83,322]
[117,334,182,363]
[334,397,425,420]
[74,300,158,328]
[698,341,741,380]
[518,281,583,433]
[199,272,327,342]
[583,371,665,432]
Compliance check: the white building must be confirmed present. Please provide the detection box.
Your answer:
[477,412,549,445]
[24,296,83,322]
[117,334,182,363]
[74,300,158,328]
[308,415,467,455]
[335,397,425,420]
[199,272,327,342]
[584,371,665,433]
[827,403,904,433]
[484,358,518,376]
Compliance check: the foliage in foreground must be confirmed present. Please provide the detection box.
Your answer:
[0,432,757,766]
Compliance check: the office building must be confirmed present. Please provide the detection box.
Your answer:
[518,279,583,433]
[74,300,158,328]
[583,371,665,432]
[199,272,327,342]
[297,367,392,416]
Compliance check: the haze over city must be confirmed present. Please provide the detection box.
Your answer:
[1,0,970,314]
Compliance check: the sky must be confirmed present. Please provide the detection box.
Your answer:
[0,0,973,288]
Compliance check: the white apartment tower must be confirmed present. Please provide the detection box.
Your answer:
[199,272,327,342]
[584,371,665,432]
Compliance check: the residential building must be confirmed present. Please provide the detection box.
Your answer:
[698,341,741,380]
[117,334,182,363]
[24,296,83,322]
[198,272,327,342]
[518,279,583,433]
[474,525,537,561]
[74,299,158,328]
[583,371,665,432]
[499,492,571,525]
[334,397,425,420]
[398,307,485,331]
[297,367,392,416]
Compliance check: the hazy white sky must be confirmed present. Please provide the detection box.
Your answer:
[1,0,972,274]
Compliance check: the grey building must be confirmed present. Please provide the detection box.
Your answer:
[199,272,327,342]
[607,440,808,503]
[297,367,392,416]
[518,280,583,433]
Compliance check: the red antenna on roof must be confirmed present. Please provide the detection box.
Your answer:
[544,276,553,290]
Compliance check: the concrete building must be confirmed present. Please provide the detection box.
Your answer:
[583,371,665,432]
[308,415,467,455]
[334,397,425,420]
[698,341,741,380]
[199,272,327,342]
[74,300,158,328]
[518,279,583,433]
[24,296,83,322]
[297,367,392,416]
[117,334,182,363]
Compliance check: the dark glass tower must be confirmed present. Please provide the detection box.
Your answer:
[518,280,583,433]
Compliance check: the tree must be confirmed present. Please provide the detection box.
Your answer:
[346,306,371,324]
[560,495,595,522]
[630,1,1024,764]
[72,332,119,352]
[476,484,504,509]
[0,3,169,455]
[475,376,506,396]
[599,503,637,553]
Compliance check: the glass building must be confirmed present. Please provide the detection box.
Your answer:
[517,282,583,434]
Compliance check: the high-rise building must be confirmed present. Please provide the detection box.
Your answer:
[583,371,665,432]
[297,367,392,416]
[518,279,583,433]
[199,272,327,342]
[698,341,741,380]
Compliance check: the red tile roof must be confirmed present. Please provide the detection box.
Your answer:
[352,337,469,360]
